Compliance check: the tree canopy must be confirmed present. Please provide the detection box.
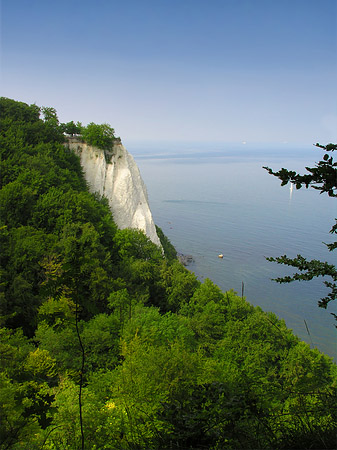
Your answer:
[81,122,118,150]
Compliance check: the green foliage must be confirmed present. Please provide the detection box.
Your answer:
[263,143,337,197]
[81,122,117,150]
[40,106,65,142]
[80,314,120,372]
[61,120,83,136]
[122,305,196,350]
[0,328,56,449]
[160,260,200,311]
[264,143,337,322]
[156,225,177,260]
[0,98,119,333]
[1,227,57,334]
[114,228,162,261]
[113,228,171,311]
[266,254,337,312]
[1,99,336,450]
[106,333,204,449]
[180,281,234,353]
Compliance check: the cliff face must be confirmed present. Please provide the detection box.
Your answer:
[67,139,161,247]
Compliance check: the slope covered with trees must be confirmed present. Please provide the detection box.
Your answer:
[0,98,336,450]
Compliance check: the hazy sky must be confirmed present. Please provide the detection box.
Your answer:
[1,0,336,145]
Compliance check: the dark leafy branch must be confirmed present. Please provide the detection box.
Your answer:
[267,255,337,310]
[263,143,337,323]
[263,143,337,197]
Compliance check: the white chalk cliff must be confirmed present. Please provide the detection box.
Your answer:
[67,139,161,248]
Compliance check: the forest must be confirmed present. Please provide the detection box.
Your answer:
[0,97,336,450]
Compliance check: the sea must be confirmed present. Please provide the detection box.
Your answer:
[126,140,336,361]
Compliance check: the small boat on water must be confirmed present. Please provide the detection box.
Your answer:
[218,254,224,258]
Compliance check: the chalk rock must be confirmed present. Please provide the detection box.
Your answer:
[67,139,161,248]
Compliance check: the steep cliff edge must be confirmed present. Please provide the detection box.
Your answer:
[67,139,161,247]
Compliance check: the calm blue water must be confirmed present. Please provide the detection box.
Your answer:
[127,141,336,360]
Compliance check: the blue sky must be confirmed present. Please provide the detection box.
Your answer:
[1,0,336,145]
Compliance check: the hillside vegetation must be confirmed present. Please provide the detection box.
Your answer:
[0,98,336,450]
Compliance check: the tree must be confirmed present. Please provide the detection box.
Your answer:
[263,143,337,323]
[61,121,82,137]
[81,122,116,150]
[0,97,40,123]
[41,106,64,142]
[0,327,57,449]
[41,107,58,125]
